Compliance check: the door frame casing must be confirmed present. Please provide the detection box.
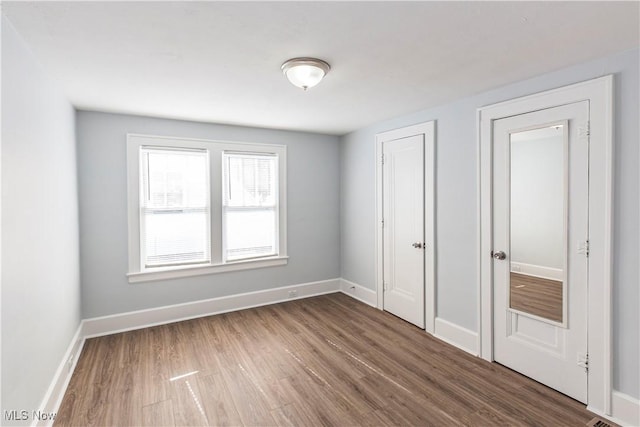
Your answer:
[375,121,436,334]
[477,76,614,414]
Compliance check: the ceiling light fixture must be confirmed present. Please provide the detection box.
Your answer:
[281,57,331,91]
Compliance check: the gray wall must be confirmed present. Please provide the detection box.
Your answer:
[77,111,340,318]
[1,16,81,422]
[339,48,639,398]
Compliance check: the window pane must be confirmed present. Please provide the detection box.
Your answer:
[223,153,278,261]
[144,209,209,266]
[224,208,277,261]
[145,151,208,208]
[224,154,277,207]
[141,149,210,267]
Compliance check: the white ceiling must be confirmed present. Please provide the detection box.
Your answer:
[3,1,639,135]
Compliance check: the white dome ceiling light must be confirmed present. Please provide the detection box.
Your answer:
[281,57,331,91]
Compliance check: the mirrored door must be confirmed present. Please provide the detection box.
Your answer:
[492,101,589,403]
[509,125,567,325]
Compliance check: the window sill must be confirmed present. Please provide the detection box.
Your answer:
[127,256,289,284]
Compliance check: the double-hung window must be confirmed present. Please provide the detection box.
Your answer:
[141,148,211,268]
[223,153,279,262]
[127,134,287,283]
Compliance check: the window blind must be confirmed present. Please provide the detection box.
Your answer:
[223,153,278,261]
[141,148,210,268]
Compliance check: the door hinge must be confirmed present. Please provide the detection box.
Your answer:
[383,282,388,291]
[578,240,589,257]
[577,352,589,371]
[579,121,590,139]
[381,219,384,227]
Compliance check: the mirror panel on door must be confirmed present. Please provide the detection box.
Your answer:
[509,125,566,324]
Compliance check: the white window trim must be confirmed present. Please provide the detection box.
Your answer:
[126,133,288,283]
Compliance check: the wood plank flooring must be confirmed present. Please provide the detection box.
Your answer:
[55,293,596,426]
[510,272,563,322]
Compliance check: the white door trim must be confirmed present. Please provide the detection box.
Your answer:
[478,76,614,414]
[375,121,436,333]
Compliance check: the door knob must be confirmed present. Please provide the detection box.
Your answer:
[412,242,424,249]
[492,251,507,260]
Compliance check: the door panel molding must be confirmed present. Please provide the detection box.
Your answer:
[478,76,613,414]
[375,121,435,333]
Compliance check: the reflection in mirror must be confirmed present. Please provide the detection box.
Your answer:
[509,125,565,323]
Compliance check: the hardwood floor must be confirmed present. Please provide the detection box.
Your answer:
[510,272,563,322]
[55,293,596,426]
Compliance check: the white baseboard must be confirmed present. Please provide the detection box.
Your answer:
[597,390,640,426]
[339,278,377,307]
[34,325,84,427]
[339,283,479,358]
[82,278,341,338]
[434,317,478,356]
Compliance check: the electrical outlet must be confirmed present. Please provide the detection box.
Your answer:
[288,290,298,298]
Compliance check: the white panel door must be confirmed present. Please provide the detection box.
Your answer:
[493,101,589,403]
[383,135,425,328]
